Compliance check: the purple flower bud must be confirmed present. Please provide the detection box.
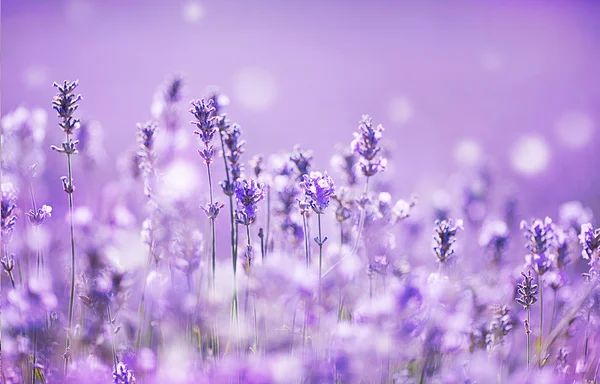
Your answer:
[25,204,52,226]
[432,218,463,263]
[1,182,18,241]
[351,115,386,177]
[235,179,265,225]
[299,171,336,214]
[52,80,81,135]
[516,270,538,309]
[112,362,136,384]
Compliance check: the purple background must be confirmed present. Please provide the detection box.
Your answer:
[3,0,600,217]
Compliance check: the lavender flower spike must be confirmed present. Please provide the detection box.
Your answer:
[351,114,387,177]
[25,204,52,226]
[299,171,336,214]
[235,179,265,225]
[136,121,158,197]
[432,218,464,264]
[113,362,136,384]
[516,270,539,309]
[521,217,554,276]
[579,223,600,278]
[190,98,217,164]
[1,182,18,242]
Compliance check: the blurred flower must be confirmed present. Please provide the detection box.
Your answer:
[25,204,52,226]
[432,218,463,264]
[1,182,18,241]
[113,362,136,384]
[479,219,509,264]
[579,223,600,278]
[351,115,386,177]
[521,217,555,275]
[290,145,313,179]
[559,201,593,233]
[219,120,245,195]
[136,121,158,197]
[331,145,358,186]
[235,179,265,225]
[299,171,336,214]
[485,305,514,351]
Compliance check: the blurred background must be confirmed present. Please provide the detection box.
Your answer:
[3,0,600,218]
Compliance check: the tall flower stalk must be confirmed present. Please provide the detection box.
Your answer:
[217,115,245,321]
[1,182,18,288]
[350,115,386,254]
[50,80,81,375]
[300,171,335,304]
[190,98,223,291]
[134,120,158,351]
[521,217,554,367]
[516,270,539,370]
[234,179,265,349]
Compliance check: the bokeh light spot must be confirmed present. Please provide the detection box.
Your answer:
[555,111,594,149]
[510,135,550,175]
[234,67,278,112]
[387,97,414,125]
[454,138,482,167]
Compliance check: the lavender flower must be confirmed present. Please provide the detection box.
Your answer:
[25,204,52,226]
[516,270,538,309]
[521,217,555,276]
[51,80,81,136]
[479,219,509,264]
[485,305,514,351]
[554,226,571,270]
[235,179,265,225]
[351,115,386,177]
[1,182,18,241]
[559,201,593,233]
[219,120,245,195]
[299,171,336,214]
[290,145,313,179]
[152,75,183,132]
[331,146,358,186]
[579,223,600,278]
[136,121,158,197]
[190,98,217,164]
[249,154,264,179]
[432,218,464,264]
[113,362,136,384]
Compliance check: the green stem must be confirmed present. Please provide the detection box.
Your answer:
[539,278,543,368]
[550,289,558,333]
[317,213,323,306]
[352,176,371,254]
[526,307,531,370]
[64,136,77,376]
[302,212,310,268]
[206,163,216,292]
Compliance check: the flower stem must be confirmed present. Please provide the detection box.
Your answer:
[206,163,216,292]
[353,175,370,254]
[302,212,310,268]
[218,131,239,322]
[539,278,543,368]
[550,289,558,333]
[64,135,77,376]
[526,307,531,370]
[317,213,323,306]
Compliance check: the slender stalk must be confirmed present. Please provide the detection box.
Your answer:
[206,163,217,292]
[526,307,531,370]
[352,176,371,254]
[550,289,558,333]
[317,213,323,305]
[64,135,77,376]
[107,305,118,373]
[265,185,271,257]
[339,222,344,247]
[538,279,543,368]
[218,132,238,323]
[302,213,310,267]
[584,306,591,363]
